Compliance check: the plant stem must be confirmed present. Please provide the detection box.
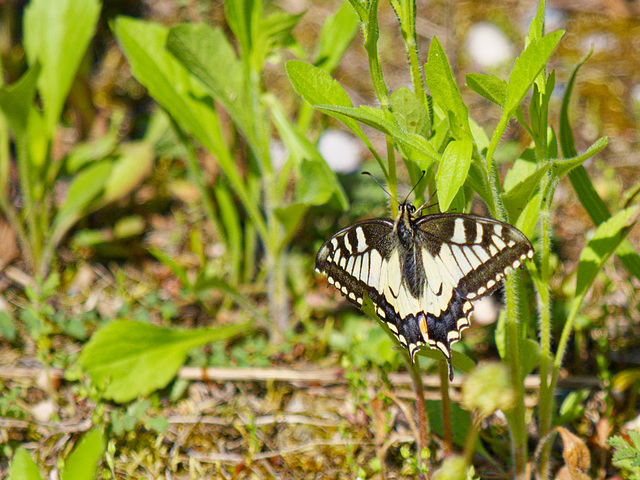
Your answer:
[406,354,432,478]
[537,174,558,477]
[463,414,480,466]
[505,274,527,479]
[438,360,453,455]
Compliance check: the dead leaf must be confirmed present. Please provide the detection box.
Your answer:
[557,426,591,479]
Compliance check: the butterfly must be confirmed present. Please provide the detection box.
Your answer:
[315,200,534,379]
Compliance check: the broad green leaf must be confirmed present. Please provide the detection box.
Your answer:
[469,118,490,152]
[115,17,266,241]
[466,158,492,209]
[166,24,253,148]
[60,429,104,480]
[224,0,251,57]
[501,164,550,224]
[7,447,42,480]
[253,10,304,71]
[102,142,154,204]
[23,0,100,134]
[267,95,348,209]
[556,207,640,375]
[294,157,335,206]
[286,60,377,160]
[556,390,589,425]
[274,202,308,248]
[487,30,563,168]
[426,400,472,449]
[316,104,439,168]
[504,30,564,118]
[315,2,359,73]
[425,37,471,139]
[573,206,639,308]
[516,190,541,239]
[525,0,546,45]
[466,73,506,106]
[503,148,537,192]
[0,63,40,137]
[552,136,607,179]
[520,338,540,381]
[65,127,119,174]
[78,319,250,402]
[437,138,472,212]
[361,0,388,103]
[389,87,429,136]
[50,161,112,245]
[115,18,222,155]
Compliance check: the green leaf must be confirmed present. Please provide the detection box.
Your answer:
[466,158,492,208]
[389,87,429,136]
[65,125,120,173]
[7,447,42,480]
[425,400,471,448]
[102,142,154,204]
[0,311,17,341]
[213,182,242,282]
[437,138,472,212]
[60,429,104,480]
[501,163,549,224]
[267,95,348,209]
[78,319,250,402]
[223,0,251,56]
[286,60,376,159]
[573,207,639,309]
[144,416,170,433]
[115,17,221,155]
[115,17,265,241]
[165,24,254,148]
[274,202,308,246]
[525,0,546,45]
[315,2,359,73]
[316,104,439,168]
[556,390,589,426]
[417,348,476,375]
[253,10,304,71]
[50,161,112,245]
[23,0,101,134]
[552,136,608,179]
[466,73,506,106]
[425,37,471,139]
[0,63,41,137]
[559,53,640,280]
[520,338,540,381]
[504,31,564,118]
[559,51,592,159]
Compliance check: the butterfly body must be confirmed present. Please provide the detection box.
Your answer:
[315,202,534,379]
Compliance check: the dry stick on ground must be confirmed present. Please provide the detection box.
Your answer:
[0,365,601,391]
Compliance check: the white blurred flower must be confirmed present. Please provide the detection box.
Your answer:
[318,130,361,174]
[465,22,514,69]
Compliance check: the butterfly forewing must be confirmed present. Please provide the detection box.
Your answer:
[315,205,534,379]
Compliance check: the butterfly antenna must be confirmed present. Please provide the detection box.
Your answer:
[415,188,439,216]
[403,170,427,204]
[361,171,398,203]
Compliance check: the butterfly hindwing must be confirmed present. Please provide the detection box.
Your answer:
[316,205,534,379]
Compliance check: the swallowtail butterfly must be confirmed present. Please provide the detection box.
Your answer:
[315,201,534,379]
